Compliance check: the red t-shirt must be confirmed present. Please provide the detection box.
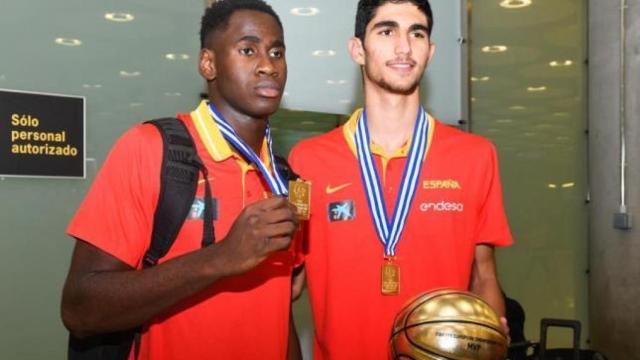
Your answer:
[68,101,299,359]
[289,109,513,360]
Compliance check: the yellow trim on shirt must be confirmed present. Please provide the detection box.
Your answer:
[191,100,271,169]
[342,107,436,161]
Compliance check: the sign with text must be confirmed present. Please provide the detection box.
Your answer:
[0,89,85,178]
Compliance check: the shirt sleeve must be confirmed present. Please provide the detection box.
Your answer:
[287,144,304,180]
[67,124,163,267]
[474,143,513,247]
[288,144,309,264]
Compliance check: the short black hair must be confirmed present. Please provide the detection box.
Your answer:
[200,0,283,49]
[354,0,433,42]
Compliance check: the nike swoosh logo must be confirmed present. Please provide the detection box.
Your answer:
[326,183,352,194]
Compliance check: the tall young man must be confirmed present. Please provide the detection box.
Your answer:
[289,1,513,358]
[61,1,303,359]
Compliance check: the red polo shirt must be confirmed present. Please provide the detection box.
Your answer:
[68,101,300,360]
[289,109,513,360]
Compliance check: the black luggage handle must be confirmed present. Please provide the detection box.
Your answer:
[539,318,581,360]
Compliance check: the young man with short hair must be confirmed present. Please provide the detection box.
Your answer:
[289,1,513,358]
[61,1,303,359]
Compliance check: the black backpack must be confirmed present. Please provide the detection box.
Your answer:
[68,118,297,360]
[68,118,212,359]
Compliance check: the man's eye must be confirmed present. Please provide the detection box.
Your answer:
[270,49,284,58]
[239,48,255,56]
[379,29,393,36]
[411,31,426,39]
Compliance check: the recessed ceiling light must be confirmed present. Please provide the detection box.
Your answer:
[562,182,575,188]
[481,45,507,53]
[553,112,569,117]
[129,102,143,107]
[500,0,532,9]
[327,80,347,85]
[165,53,190,60]
[496,119,513,123]
[312,50,336,57]
[471,76,491,82]
[105,12,135,22]
[510,105,526,110]
[549,60,573,67]
[548,184,558,189]
[82,84,102,89]
[290,7,320,16]
[527,86,547,92]
[55,38,82,46]
[164,92,182,97]
[119,70,141,77]
[523,132,536,137]
[471,97,476,102]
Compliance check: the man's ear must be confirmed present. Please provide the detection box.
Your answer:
[348,37,365,66]
[199,48,216,81]
[425,42,436,68]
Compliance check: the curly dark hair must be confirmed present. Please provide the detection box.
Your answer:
[355,0,433,42]
[200,0,283,49]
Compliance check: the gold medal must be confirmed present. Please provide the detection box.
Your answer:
[381,259,400,295]
[288,180,311,220]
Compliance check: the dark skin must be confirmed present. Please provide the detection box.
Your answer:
[201,10,287,153]
[61,11,302,358]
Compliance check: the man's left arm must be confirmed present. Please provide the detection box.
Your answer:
[469,244,505,318]
[287,266,305,360]
[287,267,305,360]
[287,307,302,360]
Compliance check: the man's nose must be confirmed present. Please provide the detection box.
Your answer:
[257,54,277,76]
[394,34,412,56]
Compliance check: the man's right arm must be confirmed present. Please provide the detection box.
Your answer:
[61,196,298,338]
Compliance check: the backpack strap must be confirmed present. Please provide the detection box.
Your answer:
[131,118,215,360]
[142,118,215,268]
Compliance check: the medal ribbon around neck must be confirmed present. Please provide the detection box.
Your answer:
[207,102,288,195]
[354,107,429,257]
